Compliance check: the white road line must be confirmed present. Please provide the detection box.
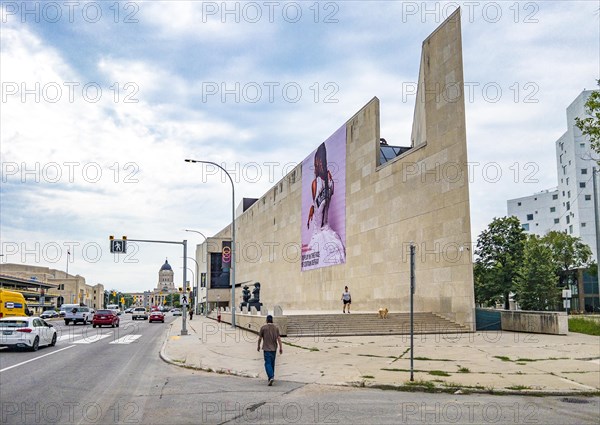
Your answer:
[71,334,112,344]
[109,335,142,344]
[0,345,76,373]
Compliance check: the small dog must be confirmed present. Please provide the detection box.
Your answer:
[378,307,389,319]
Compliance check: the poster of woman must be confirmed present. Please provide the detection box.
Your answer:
[301,125,346,271]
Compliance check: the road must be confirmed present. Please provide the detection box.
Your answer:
[1,314,598,425]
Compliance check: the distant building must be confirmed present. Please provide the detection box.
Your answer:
[148,259,178,307]
[508,90,599,259]
[0,263,105,311]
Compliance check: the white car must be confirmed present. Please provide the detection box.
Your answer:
[131,307,148,320]
[0,316,57,351]
[171,309,182,316]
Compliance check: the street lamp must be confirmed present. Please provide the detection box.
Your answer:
[185,229,208,316]
[185,159,236,328]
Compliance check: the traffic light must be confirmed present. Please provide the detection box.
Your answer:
[178,287,182,292]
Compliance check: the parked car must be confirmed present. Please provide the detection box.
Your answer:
[149,311,165,323]
[131,307,148,320]
[40,310,59,319]
[92,310,120,328]
[171,309,182,316]
[62,304,94,325]
[0,316,57,351]
[124,308,133,314]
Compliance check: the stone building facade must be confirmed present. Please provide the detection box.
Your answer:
[197,10,475,328]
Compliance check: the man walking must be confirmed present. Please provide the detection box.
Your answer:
[257,315,283,386]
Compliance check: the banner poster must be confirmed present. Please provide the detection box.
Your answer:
[301,124,346,271]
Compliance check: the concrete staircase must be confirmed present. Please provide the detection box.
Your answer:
[285,312,469,337]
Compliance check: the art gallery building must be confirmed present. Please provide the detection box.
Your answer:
[194,10,475,330]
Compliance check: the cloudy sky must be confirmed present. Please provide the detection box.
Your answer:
[1,1,598,293]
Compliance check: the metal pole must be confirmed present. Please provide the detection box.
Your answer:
[184,231,206,314]
[593,167,600,311]
[182,240,188,335]
[185,257,200,315]
[185,159,236,328]
[410,243,415,382]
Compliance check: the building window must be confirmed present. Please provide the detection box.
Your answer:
[566,178,569,185]
[550,207,556,213]
[581,168,588,175]
[552,194,558,200]
[526,214,533,221]
[566,201,570,211]
[522,223,530,231]
[579,182,586,188]
[585,195,592,201]
[562,191,565,196]
[517,202,521,206]
[569,225,573,234]
[568,191,571,198]
[554,218,560,224]
[580,143,585,148]
[582,222,586,228]
[566,215,570,224]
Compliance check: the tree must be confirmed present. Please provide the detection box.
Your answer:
[474,216,526,309]
[574,80,600,162]
[541,231,592,287]
[515,235,560,310]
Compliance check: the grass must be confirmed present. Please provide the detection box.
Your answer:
[506,385,531,391]
[493,355,512,362]
[361,375,374,379]
[404,379,435,390]
[569,317,600,336]
[428,370,451,377]
[282,341,319,351]
[457,367,470,373]
[414,356,452,361]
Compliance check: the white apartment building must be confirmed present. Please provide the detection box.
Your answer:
[507,189,560,236]
[508,90,599,259]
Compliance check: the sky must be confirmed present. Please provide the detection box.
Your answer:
[1,1,598,293]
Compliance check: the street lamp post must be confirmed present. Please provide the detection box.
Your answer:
[184,229,207,315]
[185,159,236,328]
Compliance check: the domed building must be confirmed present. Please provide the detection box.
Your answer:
[150,259,177,307]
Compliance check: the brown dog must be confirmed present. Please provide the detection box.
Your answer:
[378,308,389,319]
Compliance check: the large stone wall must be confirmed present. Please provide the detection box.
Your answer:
[213,10,474,328]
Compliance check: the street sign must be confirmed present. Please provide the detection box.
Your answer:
[180,294,189,305]
[562,289,572,298]
[563,299,571,309]
[110,239,127,253]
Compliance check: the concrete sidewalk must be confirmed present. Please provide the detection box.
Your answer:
[160,315,600,395]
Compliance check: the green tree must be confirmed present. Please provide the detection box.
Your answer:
[516,235,560,311]
[574,80,600,162]
[542,231,592,287]
[474,216,527,309]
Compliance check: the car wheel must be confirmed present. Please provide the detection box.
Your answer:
[64,320,70,325]
[116,322,119,328]
[30,337,39,351]
[111,323,115,328]
[83,318,87,325]
[92,324,96,328]
[50,333,57,347]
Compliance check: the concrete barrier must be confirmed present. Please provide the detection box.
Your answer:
[501,310,568,335]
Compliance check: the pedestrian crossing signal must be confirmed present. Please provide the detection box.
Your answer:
[109,236,127,254]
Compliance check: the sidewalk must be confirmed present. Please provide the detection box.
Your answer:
[160,315,600,395]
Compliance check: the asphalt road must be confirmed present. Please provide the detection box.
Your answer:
[1,314,598,425]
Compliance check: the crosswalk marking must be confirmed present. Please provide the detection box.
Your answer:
[72,334,112,344]
[109,335,142,344]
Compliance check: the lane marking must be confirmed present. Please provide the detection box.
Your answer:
[0,345,76,373]
[109,335,142,344]
[71,334,112,344]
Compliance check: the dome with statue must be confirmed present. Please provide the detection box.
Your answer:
[160,259,172,271]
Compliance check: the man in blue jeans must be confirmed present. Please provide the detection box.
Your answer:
[257,315,283,386]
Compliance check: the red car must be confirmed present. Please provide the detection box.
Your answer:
[92,310,120,328]
[149,311,164,323]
